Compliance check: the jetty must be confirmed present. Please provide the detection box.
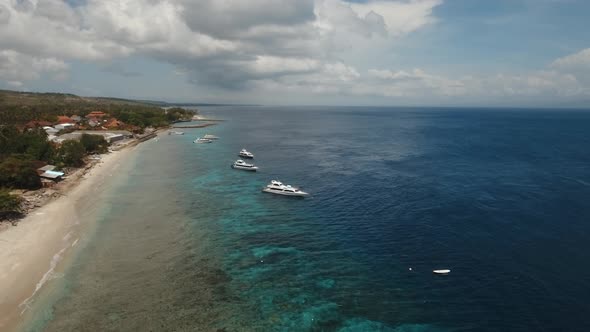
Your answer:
[171,123,218,129]
[191,115,225,122]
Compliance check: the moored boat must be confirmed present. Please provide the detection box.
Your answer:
[231,159,258,171]
[262,180,308,197]
[239,148,254,159]
[433,269,451,275]
[194,137,212,144]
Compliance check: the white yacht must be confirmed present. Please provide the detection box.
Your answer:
[262,180,309,197]
[239,148,254,159]
[169,131,185,135]
[203,134,220,140]
[231,159,258,171]
[194,137,212,144]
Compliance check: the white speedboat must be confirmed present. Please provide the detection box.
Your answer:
[239,148,254,159]
[262,180,309,197]
[169,131,184,135]
[203,134,220,140]
[194,137,212,144]
[433,269,451,275]
[231,159,258,171]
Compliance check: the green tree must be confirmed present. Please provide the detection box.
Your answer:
[56,140,85,167]
[0,156,42,189]
[0,126,53,161]
[0,189,23,219]
[80,134,109,154]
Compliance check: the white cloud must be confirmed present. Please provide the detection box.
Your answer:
[0,49,69,88]
[0,0,588,105]
[0,0,442,88]
[248,56,321,75]
[180,0,316,39]
[551,48,590,69]
[349,0,442,36]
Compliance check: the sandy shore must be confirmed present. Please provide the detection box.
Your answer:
[0,145,137,331]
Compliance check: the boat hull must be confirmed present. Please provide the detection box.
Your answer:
[239,154,254,159]
[262,188,309,197]
[231,165,258,171]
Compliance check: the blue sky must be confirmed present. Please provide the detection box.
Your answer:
[0,0,589,106]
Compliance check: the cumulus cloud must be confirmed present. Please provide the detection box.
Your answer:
[0,0,443,88]
[349,0,442,36]
[0,0,588,104]
[0,49,69,87]
[180,0,316,39]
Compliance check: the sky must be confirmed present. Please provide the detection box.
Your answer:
[0,0,589,107]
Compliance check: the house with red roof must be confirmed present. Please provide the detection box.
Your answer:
[85,111,108,119]
[25,120,53,129]
[104,118,124,129]
[56,115,73,124]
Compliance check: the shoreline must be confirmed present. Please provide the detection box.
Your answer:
[0,142,139,331]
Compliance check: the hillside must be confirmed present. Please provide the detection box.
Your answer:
[0,90,197,126]
[0,90,157,107]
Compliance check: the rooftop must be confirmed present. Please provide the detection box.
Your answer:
[40,170,64,180]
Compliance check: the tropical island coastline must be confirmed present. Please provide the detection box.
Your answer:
[0,89,200,330]
[0,145,135,331]
[0,89,196,225]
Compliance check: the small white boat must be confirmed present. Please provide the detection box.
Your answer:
[262,180,309,197]
[203,134,220,140]
[433,269,451,275]
[239,148,254,159]
[194,137,212,144]
[169,131,185,135]
[231,159,258,171]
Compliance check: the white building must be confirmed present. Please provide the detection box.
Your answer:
[55,123,75,131]
[44,127,59,135]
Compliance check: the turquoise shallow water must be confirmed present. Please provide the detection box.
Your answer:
[26,107,590,331]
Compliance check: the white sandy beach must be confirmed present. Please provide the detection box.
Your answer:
[0,146,136,331]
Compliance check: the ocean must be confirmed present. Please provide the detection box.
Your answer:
[25,107,590,331]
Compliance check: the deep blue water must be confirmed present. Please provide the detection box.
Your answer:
[37,107,590,331]
[190,107,590,331]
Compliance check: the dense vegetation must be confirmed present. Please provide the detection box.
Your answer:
[0,90,196,219]
[80,134,109,154]
[0,90,195,128]
[0,127,112,182]
[54,140,86,167]
[0,189,23,220]
[166,107,194,122]
[0,155,42,189]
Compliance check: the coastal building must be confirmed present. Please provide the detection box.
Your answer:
[43,126,59,135]
[39,170,65,182]
[37,165,64,183]
[85,111,108,119]
[25,120,53,129]
[37,165,57,173]
[104,118,124,129]
[105,133,125,143]
[55,123,75,131]
[54,130,133,143]
[56,115,73,124]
